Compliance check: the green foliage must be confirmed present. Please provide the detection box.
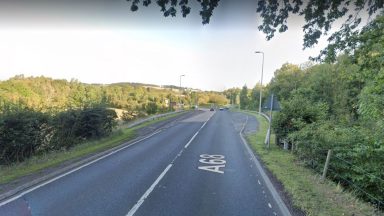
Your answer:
[0,109,51,164]
[268,63,304,101]
[126,0,220,24]
[269,14,384,208]
[239,85,249,110]
[245,112,377,215]
[0,107,117,164]
[273,93,328,139]
[223,87,240,105]
[238,84,265,111]
[0,76,227,117]
[125,1,383,62]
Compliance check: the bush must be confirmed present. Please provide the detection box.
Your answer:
[0,106,117,164]
[0,110,52,164]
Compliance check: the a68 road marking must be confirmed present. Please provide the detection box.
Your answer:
[198,154,226,174]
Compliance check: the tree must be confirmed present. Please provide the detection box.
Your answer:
[239,85,249,110]
[268,63,303,101]
[126,0,383,62]
[127,0,220,24]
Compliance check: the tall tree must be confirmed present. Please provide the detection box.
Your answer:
[239,85,249,110]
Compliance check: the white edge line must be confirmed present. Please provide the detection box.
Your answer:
[0,130,162,207]
[239,115,292,216]
[126,164,173,216]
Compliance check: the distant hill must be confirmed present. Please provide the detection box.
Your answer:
[0,75,227,113]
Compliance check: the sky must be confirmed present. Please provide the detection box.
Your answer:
[0,0,330,91]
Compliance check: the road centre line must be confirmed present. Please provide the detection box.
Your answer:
[184,131,199,148]
[184,114,213,149]
[126,116,212,215]
[126,164,173,216]
[0,130,163,207]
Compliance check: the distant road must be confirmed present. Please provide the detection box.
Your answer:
[0,110,288,216]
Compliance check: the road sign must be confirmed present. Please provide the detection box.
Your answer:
[263,94,281,111]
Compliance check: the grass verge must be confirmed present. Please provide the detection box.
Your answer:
[0,111,185,186]
[242,111,377,216]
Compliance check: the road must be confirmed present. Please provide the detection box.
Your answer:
[0,110,289,216]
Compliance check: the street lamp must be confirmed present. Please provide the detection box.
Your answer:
[255,51,264,113]
[179,74,185,108]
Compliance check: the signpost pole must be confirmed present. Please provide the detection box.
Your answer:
[267,93,274,149]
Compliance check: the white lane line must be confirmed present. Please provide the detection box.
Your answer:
[184,116,211,149]
[258,180,261,185]
[126,164,172,216]
[126,115,212,215]
[0,130,162,207]
[184,131,199,148]
[268,203,272,208]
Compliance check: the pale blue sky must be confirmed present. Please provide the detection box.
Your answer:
[0,0,329,91]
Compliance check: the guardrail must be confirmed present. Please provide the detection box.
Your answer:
[125,110,185,128]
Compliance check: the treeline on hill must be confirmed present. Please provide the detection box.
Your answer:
[266,14,384,207]
[0,76,228,117]
[0,77,228,164]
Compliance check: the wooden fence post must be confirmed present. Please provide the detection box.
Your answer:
[321,150,332,181]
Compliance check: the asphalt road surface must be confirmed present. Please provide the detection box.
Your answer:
[0,110,289,216]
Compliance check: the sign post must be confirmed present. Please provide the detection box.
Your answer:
[263,93,280,149]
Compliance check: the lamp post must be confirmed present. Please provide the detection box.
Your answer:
[179,74,185,109]
[255,51,264,113]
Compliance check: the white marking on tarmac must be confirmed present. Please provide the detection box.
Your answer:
[268,203,272,208]
[184,131,199,148]
[258,180,261,185]
[126,164,172,216]
[0,130,163,207]
[238,114,292,216]
[126,114,212,215]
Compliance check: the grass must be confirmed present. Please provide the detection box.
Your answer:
[0,111,185,186]
[242,110,378,216]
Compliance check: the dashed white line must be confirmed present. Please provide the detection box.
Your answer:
[126,164,172,216]
[126,115,212,215]
[258,180,261,185]
[184,115,212,149]
[184,131,199,148]
[268,203,272,208]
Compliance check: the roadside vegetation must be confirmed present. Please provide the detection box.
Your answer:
[0,76,228,179]
[229,14,384,210]
[0,76,228,115]
[0,112,183,185]
[244,111,378,216]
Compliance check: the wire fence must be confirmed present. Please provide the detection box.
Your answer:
[293,145,384,211]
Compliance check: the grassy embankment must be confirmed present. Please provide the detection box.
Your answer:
[242,110,378,216]
[0,112,183,186]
